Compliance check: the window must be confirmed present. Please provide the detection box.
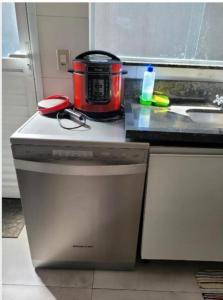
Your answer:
[2,3,20,58]
[90,3,223,67]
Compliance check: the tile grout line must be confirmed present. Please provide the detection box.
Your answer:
[91,287,202,294]
[91,270,95,300]
[90,287,204,298]
[2,284,204,296]
[2,283,92,290]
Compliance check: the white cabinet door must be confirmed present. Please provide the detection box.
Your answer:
[142,153,223,261]
[2,3,38,197]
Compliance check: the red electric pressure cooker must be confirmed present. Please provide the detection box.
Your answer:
[69,50,127,118]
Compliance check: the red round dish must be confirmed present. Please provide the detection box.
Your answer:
[38,95,71,115]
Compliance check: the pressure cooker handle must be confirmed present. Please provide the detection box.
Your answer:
[75,50,121,61]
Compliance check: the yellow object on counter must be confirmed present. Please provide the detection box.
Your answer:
[139,91,170,107]
[152,91,170,107]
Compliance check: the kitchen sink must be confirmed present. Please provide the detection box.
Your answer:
[169,105,223,127]
[186,109,223,127]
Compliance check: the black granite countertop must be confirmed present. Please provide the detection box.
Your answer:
[125,99,223,147]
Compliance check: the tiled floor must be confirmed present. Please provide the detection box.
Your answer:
[3,228,204,300]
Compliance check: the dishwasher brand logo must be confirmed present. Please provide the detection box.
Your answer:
[52,149,93,158]
[72,244,94,248]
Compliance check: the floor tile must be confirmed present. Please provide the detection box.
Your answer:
[36,269,93,288]
[3,285,92,300]
[93,261,200,292]
[92,289,203,300]
[3,228,93,288]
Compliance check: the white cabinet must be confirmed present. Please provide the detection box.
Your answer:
[142,147,223,261]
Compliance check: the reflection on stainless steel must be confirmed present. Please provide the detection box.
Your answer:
[138,106,151,128]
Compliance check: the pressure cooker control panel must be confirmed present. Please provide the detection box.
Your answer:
[87,65,111,104]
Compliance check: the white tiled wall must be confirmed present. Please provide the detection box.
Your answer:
[36,3,89,101]
[42,77,75,100]
[125,65,223,82]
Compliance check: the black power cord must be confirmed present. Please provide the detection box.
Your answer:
[56,110,87,130]
[57,105,124,130]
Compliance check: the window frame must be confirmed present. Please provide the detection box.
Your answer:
[89,3,223,73]
[2,3,43,102]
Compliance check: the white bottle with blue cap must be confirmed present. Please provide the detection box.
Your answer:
[140,64,155,105]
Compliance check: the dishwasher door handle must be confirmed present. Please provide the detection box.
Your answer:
[14,159,146,176]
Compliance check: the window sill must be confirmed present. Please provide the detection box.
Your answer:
[123,64,223,82]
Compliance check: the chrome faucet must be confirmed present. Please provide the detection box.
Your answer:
[213,95,223,109]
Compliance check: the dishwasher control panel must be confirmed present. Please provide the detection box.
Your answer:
[12,144,148,164]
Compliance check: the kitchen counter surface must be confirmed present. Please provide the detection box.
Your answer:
[11,112,147,149]
[125,99,223,147]
[11,104,223,148]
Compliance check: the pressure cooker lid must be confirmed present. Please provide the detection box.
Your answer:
[74,50,121,64]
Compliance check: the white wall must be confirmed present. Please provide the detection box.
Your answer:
[35,2,223,97]
[36,3,89,101]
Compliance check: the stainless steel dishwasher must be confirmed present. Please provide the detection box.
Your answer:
[11,113,149,270]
